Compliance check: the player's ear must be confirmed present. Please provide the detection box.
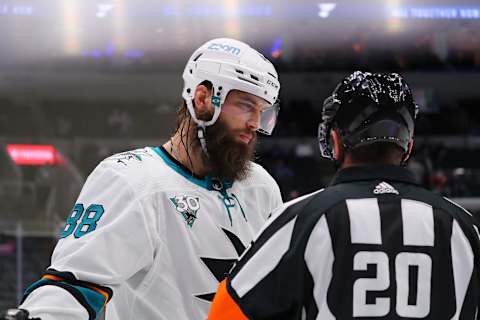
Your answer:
[193,84,214,121]
[331,128,343,161]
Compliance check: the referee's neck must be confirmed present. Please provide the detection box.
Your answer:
[341,155,402,169]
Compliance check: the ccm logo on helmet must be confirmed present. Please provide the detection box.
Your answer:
[207,43,241,56]
[267,79,279,89]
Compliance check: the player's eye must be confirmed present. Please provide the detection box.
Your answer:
[236,101,255,113]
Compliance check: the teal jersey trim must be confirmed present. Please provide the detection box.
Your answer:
[24,278,49,297]
[76,286,106,317]
[152,146,233,191]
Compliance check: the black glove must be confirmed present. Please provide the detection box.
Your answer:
[1,309,40,320]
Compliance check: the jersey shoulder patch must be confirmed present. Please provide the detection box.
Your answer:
[105,148,154,167]
[98,147,167,195]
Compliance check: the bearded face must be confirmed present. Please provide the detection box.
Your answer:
[186,88,268,181]
[202,117,257,181]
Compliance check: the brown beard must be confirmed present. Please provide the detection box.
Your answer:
[200,119,257,181]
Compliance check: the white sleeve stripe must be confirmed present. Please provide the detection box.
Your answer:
[450,220,475,320]
[231,216,298,298]
[304,215,335,320]
[443,197,480,240]
[443,197,473,217]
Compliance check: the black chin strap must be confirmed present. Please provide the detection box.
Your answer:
[400,141,413,167]
[333,144,345,170]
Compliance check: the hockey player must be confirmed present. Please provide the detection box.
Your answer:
[208,71,480,319]
[2,38,282,320]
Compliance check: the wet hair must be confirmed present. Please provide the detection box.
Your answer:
[175,81,213,131]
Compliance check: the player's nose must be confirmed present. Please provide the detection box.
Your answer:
[247,110,261,131]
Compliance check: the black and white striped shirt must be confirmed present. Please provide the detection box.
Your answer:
[223,165,480,320]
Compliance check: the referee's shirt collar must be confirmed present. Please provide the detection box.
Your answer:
[330,165,418,186]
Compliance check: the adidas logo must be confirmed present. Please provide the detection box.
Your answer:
[373,182,399,195]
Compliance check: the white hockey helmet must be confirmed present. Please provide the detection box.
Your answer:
[182,38,281,135]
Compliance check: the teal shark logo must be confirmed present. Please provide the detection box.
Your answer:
[169,195,200,227]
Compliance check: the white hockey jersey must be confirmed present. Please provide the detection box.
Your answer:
[20,146,282,320]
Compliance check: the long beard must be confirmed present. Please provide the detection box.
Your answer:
[201,120,257,181]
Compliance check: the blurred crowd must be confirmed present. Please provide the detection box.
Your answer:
[2,95,480,204]
[14,21,480,74]
[274,23,480,72]
[3,97,480,139]
[257,141,480,201]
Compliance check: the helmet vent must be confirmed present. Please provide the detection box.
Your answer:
[257,52,268,62]
[193,53,203,62]
[267,72,277,79]
[250,74,259,81]
[237,76,260,87]
[235,69,244,74]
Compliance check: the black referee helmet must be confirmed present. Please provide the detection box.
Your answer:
[318,71,419,162]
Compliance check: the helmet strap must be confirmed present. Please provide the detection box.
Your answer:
[197,125,210,159]
[333,144,346,169]
[400,139,414,166]
[331,127,345,165]
[185,92,224,160]
[185,98,210,159]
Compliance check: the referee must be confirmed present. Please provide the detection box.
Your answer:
[208,71,480,320]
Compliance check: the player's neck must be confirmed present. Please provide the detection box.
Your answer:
[164,132,211,178]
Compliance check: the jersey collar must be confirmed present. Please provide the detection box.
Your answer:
[152,146,233,191]
[330,165,418,186]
